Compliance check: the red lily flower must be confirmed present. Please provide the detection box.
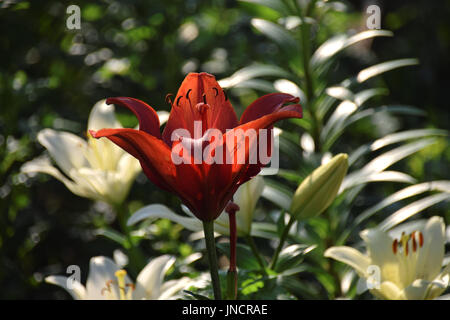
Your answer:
[90,72,302,221]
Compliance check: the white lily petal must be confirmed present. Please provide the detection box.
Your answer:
[127,204,202,232]
[88,100,121,131]
[234,175,265,235]
[400,279,430,300]
[377,281,403,300]
[157,111,170,125]
[324,246,370,277]
[134,255,175,300]
[117,153,141,183]
[85,256,130,300]
[360,228,401,285]
[37,128,89,176]
[159,277,192,300]
[356,277,368,294]
[22,157,90,199]
[416,216,445,281]
[425,276,449,299]
[45,275,86,300]
[113,249,129,268]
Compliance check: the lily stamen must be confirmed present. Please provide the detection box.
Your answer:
[176,95,183,106]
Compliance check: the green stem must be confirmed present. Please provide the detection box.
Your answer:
[295,0,322,152]
[203,220,222,300]
[269,215,296,270]
[115,203,146,274]
[245,235,267,275]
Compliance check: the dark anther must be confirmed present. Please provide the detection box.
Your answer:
[202,94,207,104]
[224,90,228,101]
[186,89,192,100]
[165,93,173,106]
[213,87,219,96]
[176,95,183,106]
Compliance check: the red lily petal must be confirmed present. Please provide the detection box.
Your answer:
[106,97,162,139]
[239,93,300,125]
[171,134,234,220]
[226,102,302,185]
[162,73,238,146]
[89,128,174,191]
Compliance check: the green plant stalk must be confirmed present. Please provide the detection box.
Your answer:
[115,203,146,275]
[245,235,267,275]
[296,0,322,152]
[226,211,237,299]
[269,215,296,270]
[203,220,222,300]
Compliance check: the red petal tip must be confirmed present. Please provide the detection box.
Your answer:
[88,129,98,138]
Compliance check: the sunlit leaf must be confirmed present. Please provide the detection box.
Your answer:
[323,105,427,150]
[275,244,316,273]
[127,203,202,231]
[321,100,358,142]
[340,138,437,192]
[239,0,290,16]
[230,79,276,92]
[378,193,450,231]
[217,243,261,270]
[311,30,393,67]
[274,79,306,102]
[340,171,416,194]
[357,58,419,83]
[94,228,127,247]
[354,88,388,106]
[251,18,299,53]
[349,129,448,166]
[356,181,450,225]
[261,180,293,210]
[325,86,354,101]
[218,64,290,88]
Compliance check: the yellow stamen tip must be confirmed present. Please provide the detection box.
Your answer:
[115,269,127,278]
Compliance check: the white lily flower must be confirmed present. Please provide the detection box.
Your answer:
[22,100,169,206]
[127,175,265,236]
[325,216,450,299]
[45,255,192,300]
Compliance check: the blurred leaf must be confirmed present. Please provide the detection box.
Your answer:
[311,30,393,67]
[279,275,319,299]
[251,18,299,54]
[357,58,419,83]
[239,0,290,16]
[94,228,127,248]
[349,129,448,166]
[378,193,450,231]
[217,243,260,270]
[219,64,290,88]
[356,181,450,225]
[325,86,354,101]
[275,244,316,273]
[341,138,437,192]
[341,171,416,194]
[321,100,358,143]
[354,88,389,106]
[323,105,427,150]
[230,79,276,92]
[261,179,293,210]
[183,290,211,300]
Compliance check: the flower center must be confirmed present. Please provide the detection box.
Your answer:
[391,231,424,256]
[101,269,135,300]
[391,230,424,287]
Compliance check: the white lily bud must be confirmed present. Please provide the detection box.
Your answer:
[290,153,348,220]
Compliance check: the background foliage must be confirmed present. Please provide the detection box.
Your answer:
[0,0,448,299]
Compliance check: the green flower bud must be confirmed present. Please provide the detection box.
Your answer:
[290,153,348,220]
